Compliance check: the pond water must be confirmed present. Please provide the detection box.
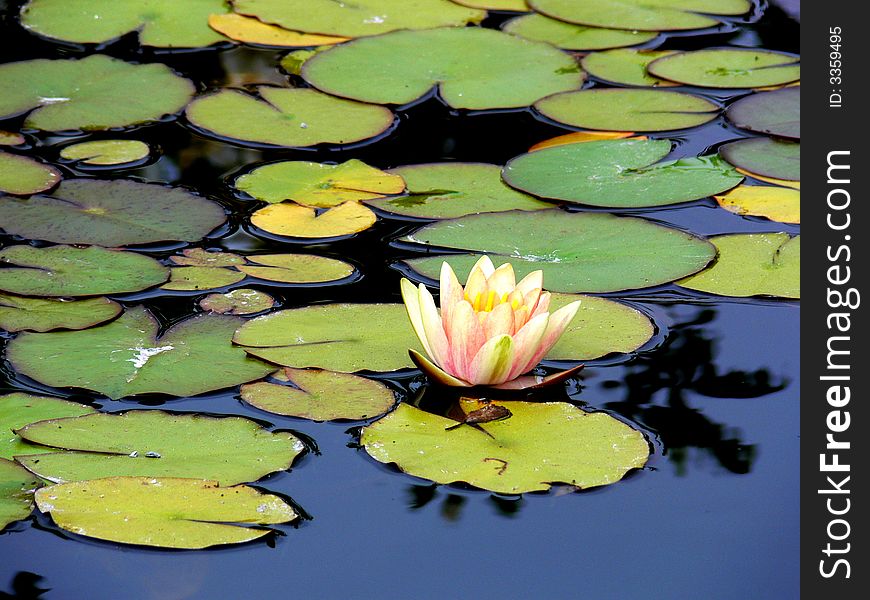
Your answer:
[0,1,799,598]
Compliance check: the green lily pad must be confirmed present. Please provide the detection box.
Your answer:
[365,163,554,219]
[20,0,229,48]
[0,393,96,459]
[35,477,298,549]
[677,233,800,298]
[0,55,195,132]
[647,49,800,88]
[725,87,800,139]
[16,411,304,485]
[0,293,121,332]
[503,139,742,207]
[200,289,275,315]
[0,245,169,297]
[528,0,751,31]
[720,138,800,181]
[302,27,584,110]
[581,49,678,87]
[170,248,246,267]
[241,368,396,421]
[235,159,405,207]
[0,180,226,247]
[453,0,529,9]
[402,211,715,293]
[231,0,484,37]
[536,89,718,132]
[6,306,274,399]
[234,293,656,372]
[59,139,151,166]
[185,87,394,149]
[502,14,658,50]
[0,152,61,196]
[236,254,355,283]
[161,266,246,291]
[0,459,40,530]
[361,400,649,494]
[0,131,25,146]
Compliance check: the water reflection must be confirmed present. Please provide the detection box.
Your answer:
[602,306,788,476]
[0,572,48,599]
[407,484,524,522]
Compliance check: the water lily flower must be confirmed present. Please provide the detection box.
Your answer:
[401,256,581,387]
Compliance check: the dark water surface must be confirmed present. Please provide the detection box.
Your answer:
[0,1,799,598]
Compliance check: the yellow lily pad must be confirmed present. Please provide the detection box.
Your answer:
[736,168,800,190]
[529,131,642,151]
[207,13,348,47]
[250,201,377,239]
[714,185,800,224]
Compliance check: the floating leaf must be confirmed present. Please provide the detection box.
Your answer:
[536,89,718,132]
[250,201,377,239]
[59,139,150,166]
[207,13,348,47]
[0,180,226,247]
[503,139,742,207]
[0,131,25,146]
[0,393,96,460]
[0,245,168,297]
[0,459,40,530]
[527,0,751,31]
[20,0,229,48]
[16,411,304,485]
[647,49,800,88]
[581,49,678,87]
[235,294,655,372]
[161,266,246,291]
[528,131,641,151]
[241,368,396,421]
[236,254,355,283]
[303,27,583,110]
[200,289,275,315]
[185,87,394,148]
[736,168,799,190]
[170,248,246,267]
[279,48,330,76]
[502,14,657,50]
[0,293,121,333]
[7,307,274,399]
[236,159,405,207]
[452,0,528,9]
[35,477,297,549]
[720,138,799,181]
[714,185,800,224]
[725,87,799,139]
[401,210,716,293]
[361,400,649,494]
[365,163,553,219]
[0,152,61,196]
[677,233,799,298]
[231,0,484,37]
[0,55,195,132]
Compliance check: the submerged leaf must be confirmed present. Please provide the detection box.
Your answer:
[0,459,40,530]
[35,477,298,549]
[0,293,121,333]
[6,306,274,399]
[17,411,305,485]
[361,400,649,494]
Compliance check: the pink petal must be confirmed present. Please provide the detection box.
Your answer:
[464,264,489,310]
[520,300,582,373]
[469,255,495,279]
[483,302,515,338]
[418,283,452,372]
[507,312,549,380]
[446,299,486,381]
[530,291,551,319]
[400,278,433,359]
[467,334,514,385]
[439,261,463,331]
[485,263,516,299]
[514,270,543,296]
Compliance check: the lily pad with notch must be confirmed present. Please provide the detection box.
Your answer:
[250,201,377,239]
[0,55,195,132]
[0,393,96,460]
[535,88,719,132]
[725,87,799,139]
[365,163,554,219]
[0,245,169,297]
[503,138,742,208]
[677,233,800,298]
[0,293,121,332]
[207,13,348,47]
[59,139,151,167]
[160,266,246,291]
[581,49,678,87]
[200,289,275,315]
[241,368,396,421]
[0,152,61,196]
[0,179,226,247]
[720,138,799,181]
[302,27,584,110]
[185,87,394,149]
[6,306,275,399]
[714,185,799,224]
[15,410,305,485]
[35,476,298,549]
[360,399,649,494]
[647,49,800,88]
[502,14,658,51]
